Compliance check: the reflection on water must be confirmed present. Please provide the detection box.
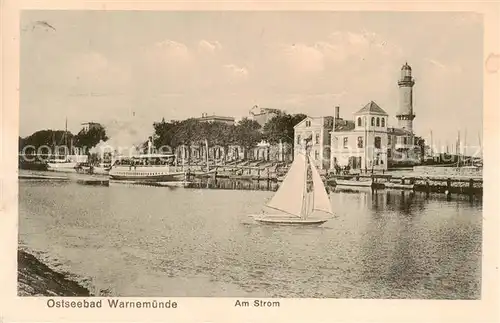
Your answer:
[18,180,482,299]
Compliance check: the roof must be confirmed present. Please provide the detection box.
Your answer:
[401,62,412,71]
[387,127,412,136]
[354,101,388,116]
[293,116,335,129]
[334,120,356,131]
[196,115,235,122]
[115,154,175,159]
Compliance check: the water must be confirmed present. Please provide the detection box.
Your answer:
[18,179,482,299]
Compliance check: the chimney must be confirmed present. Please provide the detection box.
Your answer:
[335,106,340,119]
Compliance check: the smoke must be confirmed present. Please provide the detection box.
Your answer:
[89,115,154,157]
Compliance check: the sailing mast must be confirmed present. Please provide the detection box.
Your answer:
[430,130,433,157]
[364,117,367,171]
[302,148,309,220]
[64,117,68,158]
[464,129,467,165]
[205,139,209,173]
[182,145,185,173]
[478,131,482,158]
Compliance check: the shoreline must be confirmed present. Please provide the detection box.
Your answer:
[18,249,92,297]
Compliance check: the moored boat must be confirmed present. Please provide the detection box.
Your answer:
[108,154,186,182]
[46,156,79,172]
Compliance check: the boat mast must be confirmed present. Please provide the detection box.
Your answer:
[182,145,185,173]
[464,129,467,165]
[205,139,209,173]
[302,148,309,220]
[65,117,70,157]
[430,130,433,157]
[310,153,315,218]
[478,131,482,159]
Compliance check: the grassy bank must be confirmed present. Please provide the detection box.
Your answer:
[18,249,91,296]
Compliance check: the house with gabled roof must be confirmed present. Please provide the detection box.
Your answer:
[330,101,390,172]
[293,115,335,170]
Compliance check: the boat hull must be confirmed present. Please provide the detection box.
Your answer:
[109,171,185,182]
[46,162,78,172]
[250,214,329,226]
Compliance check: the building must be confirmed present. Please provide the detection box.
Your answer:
[329,63,421,172]
[196,113,235,125]
[81,122,103,133]
[390,62,421,165]
[293,115,335,170]
[249,105,282,127]
[330,101,389,171]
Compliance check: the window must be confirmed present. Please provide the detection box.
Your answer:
[343,137,348,149]
[388,135,391,145]
[371,117,375,126]
[387,148,392,158]
[374,136,381,149]
[403,137,408,145]
[328,133,332,145]
[297,135,301,144]
[305,120,311,127]
[376,117,380,127]
[315,150,320,160]
[357,136,363,148]
[315,133,320,144]
[381,118,385,127]
[357,117,362,127]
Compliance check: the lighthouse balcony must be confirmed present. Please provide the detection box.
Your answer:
[394,143,413,150]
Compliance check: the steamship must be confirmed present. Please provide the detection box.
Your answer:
[108,140,186,181]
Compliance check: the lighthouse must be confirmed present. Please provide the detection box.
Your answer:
[396,62,415,133]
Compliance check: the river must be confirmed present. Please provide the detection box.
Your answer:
[18,179,482,299]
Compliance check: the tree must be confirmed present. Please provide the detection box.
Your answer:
[262,113,307,144]
[234,118,262,160]
[152,119,181,150]
[415,136,426,164]
[74,126,108,152]
[207,122,235,162]
[20,130,74,155]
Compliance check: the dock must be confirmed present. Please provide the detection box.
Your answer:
[76,179,109,186]
[19,174,69,181]
[327,173,482,196]
[20,171,109,186]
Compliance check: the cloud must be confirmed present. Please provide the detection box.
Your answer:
[224,64,249,80]
[65,51,131,94]
[141,40,193,72]
[198,40,222,54]
[426,58,462,75]
[271,31,403,83]
[279,43,325,75]
[323,31,402,62]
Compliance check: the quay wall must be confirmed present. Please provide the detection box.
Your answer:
[413,166,483,178]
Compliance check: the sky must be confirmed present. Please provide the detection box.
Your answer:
[20,11,483,153]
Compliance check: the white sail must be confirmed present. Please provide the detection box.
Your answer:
[266,153,307,217]
[309,157,333,215]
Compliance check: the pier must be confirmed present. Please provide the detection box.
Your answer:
[327,173,483,197]
[20,171,110,187]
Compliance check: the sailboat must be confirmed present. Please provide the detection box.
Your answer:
[250,150,333,225]
[47,119,79,172]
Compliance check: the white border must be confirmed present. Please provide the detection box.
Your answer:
[1,1,499,322]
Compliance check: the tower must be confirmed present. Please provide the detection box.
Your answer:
[396,62,415,132]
